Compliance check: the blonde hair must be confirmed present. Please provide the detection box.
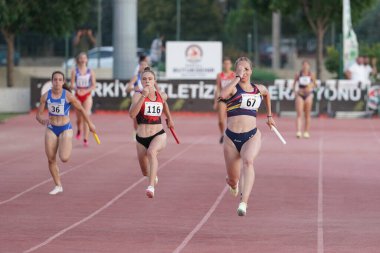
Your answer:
[234,57,253,70]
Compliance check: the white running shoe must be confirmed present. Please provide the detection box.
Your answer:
[49,185,63,195]
[146,186,155,198]
[237,202,247,216]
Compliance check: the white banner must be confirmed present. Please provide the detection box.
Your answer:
[166,41,222,80]
[343,0,359,70]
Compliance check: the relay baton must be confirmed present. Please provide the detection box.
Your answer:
[271,126,286,145]
[165,119,180,144]
[93,132,101,144]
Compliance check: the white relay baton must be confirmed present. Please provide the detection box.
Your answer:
[271,126,286,145]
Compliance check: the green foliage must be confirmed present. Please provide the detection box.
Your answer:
[325,46,340,76]
[0,0,91,38]
[138,0,223,44]
[355,1,380,44]
[252,68,278,82]
[359,43,380,70]
[224,0,254,51]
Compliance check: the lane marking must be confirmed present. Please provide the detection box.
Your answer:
[0,145,126,205]
[318,137,324,253]
[172,186,228,253]
[23,137,206,253]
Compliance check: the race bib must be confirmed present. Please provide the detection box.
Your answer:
[240,94,261,110]
[48,102,64,116]
[76,75,90,88]
[144,102,163,117]
[299,76,311,85]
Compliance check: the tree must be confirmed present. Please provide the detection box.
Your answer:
[138,0,223,44]
[262,0,376,78]
[224,0,254,51]
[0,0,90,87]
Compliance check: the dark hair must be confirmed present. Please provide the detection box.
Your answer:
[223,56,232,62]
[139,54,148,63]
[51,71,71,91]
[142,67,156,80]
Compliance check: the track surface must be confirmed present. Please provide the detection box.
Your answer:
[1,113,380,253]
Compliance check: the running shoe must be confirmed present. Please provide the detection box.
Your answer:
[83,139,89,147]
[237,202,247,216]
[296,131,302,138]
[49,185,63,195]
[303,132,310,138]
[146,186,155,198]
[76,132,81,140]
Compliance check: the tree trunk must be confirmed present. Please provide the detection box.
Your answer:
[1,30,15,87]
[316,20,325,79]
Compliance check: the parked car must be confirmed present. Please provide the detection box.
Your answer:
[0,45,20,66]
[62,46,148,69]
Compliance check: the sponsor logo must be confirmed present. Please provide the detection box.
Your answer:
[185,44,203,62]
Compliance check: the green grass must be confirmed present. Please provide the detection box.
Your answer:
[252,68,278,82]
[0,113,21,123]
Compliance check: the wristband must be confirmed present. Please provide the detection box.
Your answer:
[267,115,273,118]
[236,75,242,81]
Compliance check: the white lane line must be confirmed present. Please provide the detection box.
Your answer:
[23,137,206,253]
[0,144,126,206]
[172,186,228,253]
[318,137,324,253]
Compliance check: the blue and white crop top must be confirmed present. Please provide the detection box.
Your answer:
[75,68,92,89]
[46,89,71,117]
[226,83,263,118]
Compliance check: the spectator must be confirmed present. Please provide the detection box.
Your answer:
[363,56,377,81]
[73,29,96,57]
[150,35,165,67]
[345,56,369,83]
[134,54,150,76]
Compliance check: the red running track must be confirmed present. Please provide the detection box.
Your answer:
[0,113,380,253]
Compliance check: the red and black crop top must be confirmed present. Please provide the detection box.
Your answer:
[136,91,164,125]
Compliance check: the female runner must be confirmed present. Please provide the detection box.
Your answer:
[220,57,275,216]
[214,57,235,144]
[70,52,96,146]
[292,60,316,138]
[129,67,174,198]
[36,71,96,195]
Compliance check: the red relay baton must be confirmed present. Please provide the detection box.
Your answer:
[165,119,180,144]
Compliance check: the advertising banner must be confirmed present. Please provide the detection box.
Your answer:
[166,41,222,80]
[31,78,374,113]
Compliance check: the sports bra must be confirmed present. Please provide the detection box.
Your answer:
[226,83,262,118]
[46,89,71,117]
[136,91,164,125]
[298,71,312,88]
